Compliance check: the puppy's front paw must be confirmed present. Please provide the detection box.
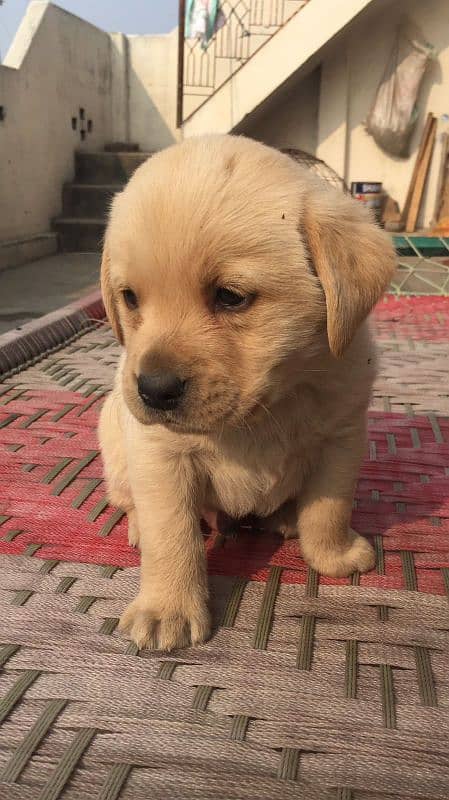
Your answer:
[119,594,211,651]
[303,529,375,578]
[126,510,140,549]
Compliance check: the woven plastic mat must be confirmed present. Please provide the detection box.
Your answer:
[0,295,448,799]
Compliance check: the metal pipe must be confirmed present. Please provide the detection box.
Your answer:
[177,0,186,128]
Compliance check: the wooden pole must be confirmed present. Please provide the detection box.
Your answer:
[177,0,186,129]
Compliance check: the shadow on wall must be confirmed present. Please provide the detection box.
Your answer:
[129,66,177,151]
[319,0,446,166]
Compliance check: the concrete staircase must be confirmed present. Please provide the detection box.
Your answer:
[53,146,152,252]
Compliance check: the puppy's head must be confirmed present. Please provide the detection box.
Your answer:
[102,135,395,433]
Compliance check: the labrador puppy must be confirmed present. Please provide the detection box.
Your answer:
[98,134,395,651]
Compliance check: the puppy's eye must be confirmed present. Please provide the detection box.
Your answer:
[122,288,138,310]
[215,287,251,311]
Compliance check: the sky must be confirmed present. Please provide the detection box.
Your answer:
[0,0,178,60]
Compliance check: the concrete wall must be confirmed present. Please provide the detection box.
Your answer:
[0,1,113,242]
[240,69,320,155]
[317,0,449,226]
[127,31,179,151]
[0,3,178,250]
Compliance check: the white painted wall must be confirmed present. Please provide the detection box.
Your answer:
[240,69,320,155]
[127,31,179,151]
[2,0,448,247]
[317,0,449,226]
[0,1,113,242]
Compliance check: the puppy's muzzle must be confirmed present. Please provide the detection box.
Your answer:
[137,370,186,411]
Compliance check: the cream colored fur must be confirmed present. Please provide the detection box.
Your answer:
[98,134,395,651]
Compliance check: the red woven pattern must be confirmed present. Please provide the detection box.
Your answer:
[1,388,448,593]
[373,295,449,341]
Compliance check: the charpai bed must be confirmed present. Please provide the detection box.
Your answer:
[0,280,448,799]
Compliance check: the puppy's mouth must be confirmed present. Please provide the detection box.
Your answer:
[131,397,211,434]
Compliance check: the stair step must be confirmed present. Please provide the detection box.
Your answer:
[62,183,121,219]
[52,217,106,253]
[105,142,140,152]
[75,150,151,184]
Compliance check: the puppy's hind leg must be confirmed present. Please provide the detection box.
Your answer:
[98,391,140,548]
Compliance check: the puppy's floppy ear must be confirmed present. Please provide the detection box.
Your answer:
[303,186,396,357]
[100,240,124,345]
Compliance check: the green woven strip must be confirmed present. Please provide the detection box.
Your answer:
[0,384,18,399]
[0,644,19,668]
[371,489,380,501]
[3,529,23,542]
[52,404,77,422]
[229,714,250,741]
[0,413,21,429]
[374,535,385,575]
[382,397,391,412]
[386,434,397,455]
[420,474,430,484]
[252,565,282,650]
[296,615,316,671]
[72,478,102,509]
[336,789,353,800]
[380,664,396,729]
[77,391,106,417]
[83,384,102,397]
[277,747,300,781]
[157,661,178,681]
[11,590,34,607]
[98,509,125,537]
[192,685,214,711]
[75,596,97,614]
[0,515,11,526]
[430,516,441,527]
[377,605,389,622]
[88,497,109,522]
[1,699,67,782]
[305,568,319,598]
[410,428,421,448]
[428,413,444,444]
[0,670,41,724]
[350,571,360,586]
[442,568,449,599]
[100,565,120,579]
[100,618,119,635]
[124,642,140,656]
[45,364,65,376]
[97,763,132,800]
[369,440,376,461]
[52,450,100,496]
[19,409,47,429]
[36,727,96,800]
[55,577,76,594]
[345,640,358,699]
[42,458,73,485]
[39,560,60,575]
[220,577,247,627]
[24,543,41,557]
[401,551,417,591]
[59,371,78,387]
[23,464,37,473]
[396,502,407,514]
[71,378,90,392]
[0,387,27,405]
[415,646,437,707]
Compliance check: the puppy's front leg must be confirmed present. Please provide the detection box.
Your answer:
[119,442,210,651]
[298,422,375,578]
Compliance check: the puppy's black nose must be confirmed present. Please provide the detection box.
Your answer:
[137,370,186,411]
